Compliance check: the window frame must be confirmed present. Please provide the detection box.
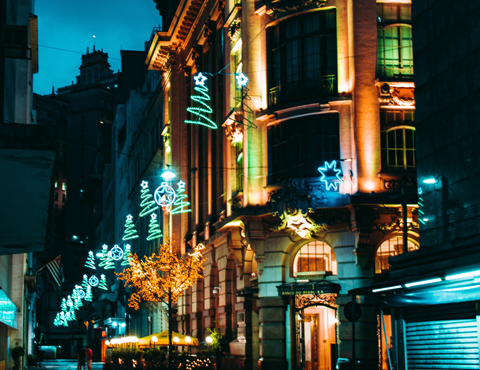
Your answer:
[292,240,337,277]
[375,236,419,274]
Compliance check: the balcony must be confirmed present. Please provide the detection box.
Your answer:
[268,75,337,108]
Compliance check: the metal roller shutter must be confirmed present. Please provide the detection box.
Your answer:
[405,303,479,370]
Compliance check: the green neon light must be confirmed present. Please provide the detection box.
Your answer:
[99,274,108,290]
[146,213,162,241]
[171,181,192,215]
[139,181,159,217]
[123,214,139,241]
[99,245,114,270]
[237,152,243,163]
[85,251,96,269]
[81,275,89,291]
[121,245,132,267]
[184,73,218,129]
[85,285,93,302]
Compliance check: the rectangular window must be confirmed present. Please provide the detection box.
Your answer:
[62,182,66,191]
[54,192,58,201]
[267,9,337,108]
[268,113,340,184]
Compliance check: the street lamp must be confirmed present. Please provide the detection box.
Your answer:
[160,165,176,180]
[206,335,213,351]
[151,335,158,349]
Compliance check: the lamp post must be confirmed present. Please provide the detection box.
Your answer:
[206,336,213,352]
[151,336,158,349]
[185,336,191,353]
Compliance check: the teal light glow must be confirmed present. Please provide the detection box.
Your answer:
[423,178,437,184]
[99,274,108,290]
[171,180,192,215]
[85,251,96,269]
[236,73,249,87]
[184,73,218,129]
[121,244,132,267]
[139,180,159,217]
[123,214,139,241]
[318,160,344,191]
[146,213,162,241]
[0,290,17,329]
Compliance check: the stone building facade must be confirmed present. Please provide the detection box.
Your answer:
[139,0,418,369]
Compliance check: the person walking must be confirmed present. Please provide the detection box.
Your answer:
[77,346,86,370]
[85,346,93,370]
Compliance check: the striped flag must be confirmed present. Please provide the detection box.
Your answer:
[39,255,63,289]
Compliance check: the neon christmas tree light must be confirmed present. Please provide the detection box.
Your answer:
[171,180,192,215]
[99,244,115,270]
[82,274,89,290]
[139,180,159,217]
[121,244,132,267]
[123,214,139,241]
[184,72,218,129]
[85,251,96,269]
[99,274,108,290]
[146,213,162,241]
[85,285,93,302]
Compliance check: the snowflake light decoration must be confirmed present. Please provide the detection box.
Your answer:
[236,73,249,87]
[89,275,99,287]
[318,160,344,191]
[109,245,124,261]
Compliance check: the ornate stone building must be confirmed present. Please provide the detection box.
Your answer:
[144,0,417,369]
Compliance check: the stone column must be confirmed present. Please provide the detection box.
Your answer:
[258,297,288,370]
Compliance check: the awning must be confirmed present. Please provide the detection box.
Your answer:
[138,331,200,347]
[0,289,18,329]
[277,280,341,296]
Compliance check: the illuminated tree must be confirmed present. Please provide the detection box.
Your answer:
[61,298,67,312]
[139,180,159,217]
[117,238,205,364]
[146,213,162,241]
[171,181,192,215]
[123,214,139,241]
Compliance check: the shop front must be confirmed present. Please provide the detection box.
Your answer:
[278,281,340,370]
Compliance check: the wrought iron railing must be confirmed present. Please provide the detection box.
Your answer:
[268,75,337,108]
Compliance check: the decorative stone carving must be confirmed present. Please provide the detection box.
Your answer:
[378,85,415,107]
[228,19,241,43]
[269,209,327,239]
[267,178,327,216]
[295,293,337,310]
[268,0,327,18]
[376,214,419,232]
[223,114,243,142]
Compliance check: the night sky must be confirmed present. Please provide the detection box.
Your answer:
[34,0,162,95]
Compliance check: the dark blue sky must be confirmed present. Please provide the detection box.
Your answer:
[34,0,162,95]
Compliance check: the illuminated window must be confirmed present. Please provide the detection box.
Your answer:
[293,241,337,276]
[267,8,337,108]
[54,181,58,189]
[62,182,66,191]
[377,4,413,79]
[375,237,419,274]
[268,113,339,184]
[381,110,415,171]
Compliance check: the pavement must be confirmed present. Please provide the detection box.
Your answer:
[28,359,104,370]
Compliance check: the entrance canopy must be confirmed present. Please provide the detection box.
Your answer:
[277,280,341,296]
[138,331,200,347]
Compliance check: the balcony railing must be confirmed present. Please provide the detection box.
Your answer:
[268,75,337,108]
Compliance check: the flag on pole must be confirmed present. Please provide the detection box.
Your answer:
[38,255,63,289]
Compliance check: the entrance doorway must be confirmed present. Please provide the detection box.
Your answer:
[300,305,337,370]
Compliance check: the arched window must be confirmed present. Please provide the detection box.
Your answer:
[375,236,419,274]
[293,241,337,277]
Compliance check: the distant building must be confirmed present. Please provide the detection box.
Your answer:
[32,47,117,359]
[366,3,480,370]
[0,1,54,369]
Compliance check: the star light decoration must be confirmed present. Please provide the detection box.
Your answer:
[193,72,208,86]
[317,160,344,191]
[236,73,249,87]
